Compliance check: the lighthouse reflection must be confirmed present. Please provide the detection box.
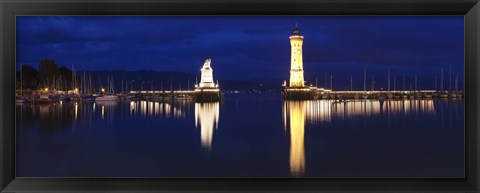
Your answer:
[195,102,220,151]
[284,100,437,126]
[282,99,437,176]
[284,101,306,176]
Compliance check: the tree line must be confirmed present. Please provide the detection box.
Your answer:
[16,59,74,90]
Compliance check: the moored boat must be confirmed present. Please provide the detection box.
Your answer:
[82,95,96,101]
[387,93,394,99]
[36,94,55,104]
[95,95,119,102]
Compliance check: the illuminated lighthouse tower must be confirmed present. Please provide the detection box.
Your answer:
[283,24,316,100]
[289,24,305,88]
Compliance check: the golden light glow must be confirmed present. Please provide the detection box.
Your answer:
[195,102,220,151]
[74,102,78,120]
[44,88,49,92]
[101,105,105,120]
[101,88,105,92]
[282,99,437,177]
[289,33,305,88]
[286,101,305,176]
[287,99,436,125]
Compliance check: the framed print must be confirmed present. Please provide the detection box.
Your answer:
[1,0,479,192]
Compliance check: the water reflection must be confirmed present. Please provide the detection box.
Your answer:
[195,102,220,151]
[17,100,193,134]
[129,101,188,119]
[282,99,438,176]
[284,101,306,176]
[284,100,437,126]
[16,95,463,177]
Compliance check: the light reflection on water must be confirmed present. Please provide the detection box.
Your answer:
[16,96,463,177]
[195,102,220,151]
[282,99,438,176]
[128,101,189,119]
[284,100,437,126]
[285,101,306,176]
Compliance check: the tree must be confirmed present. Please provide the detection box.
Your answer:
[59,66,73,90]
[17,64,39,90]
[38,59,60,87]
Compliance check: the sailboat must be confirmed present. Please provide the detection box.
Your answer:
[96,76,119,102]
[81,72,97,101]
[386,70,393,99]
[362,66,368,99]
[449,72,459,98]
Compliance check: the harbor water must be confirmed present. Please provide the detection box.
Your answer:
[16,93,464,177]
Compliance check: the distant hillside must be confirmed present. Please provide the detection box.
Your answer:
[78,70,282,92]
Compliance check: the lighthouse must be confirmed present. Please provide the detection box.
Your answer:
[289,24,305,88]
[283,24,317,100]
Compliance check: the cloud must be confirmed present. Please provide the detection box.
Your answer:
[16,16,463,83]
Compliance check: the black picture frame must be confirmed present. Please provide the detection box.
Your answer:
[1,0,479,192]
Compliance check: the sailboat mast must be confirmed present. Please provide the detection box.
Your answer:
[330,75,332,90]
[455,72,458,91]
[325,72,327,89]
[350,75,353,91]
[449,64,452,91]
[71,64,75,91]
[20,65,22,96]
[363,65,366,92]
[388,69,390,91]
[111,76,115,94]
[393,74,396,91]
[372,75,375,91]
[441,67,444,91]
[89,73,92,94]
[415,74,417,91]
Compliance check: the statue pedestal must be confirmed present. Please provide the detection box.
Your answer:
[194,88,220,102]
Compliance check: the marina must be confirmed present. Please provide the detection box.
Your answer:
[14,16,465,178]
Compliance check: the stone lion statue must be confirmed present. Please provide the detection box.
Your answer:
[203,58,211,68]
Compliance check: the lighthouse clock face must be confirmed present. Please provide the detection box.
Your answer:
[295,49,301,55]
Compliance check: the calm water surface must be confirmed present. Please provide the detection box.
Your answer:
[16,93,464,177]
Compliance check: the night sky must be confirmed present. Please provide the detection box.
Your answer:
[16,16,464,90]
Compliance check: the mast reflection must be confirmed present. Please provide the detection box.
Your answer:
[195,102,220,151]
[282,99,437,176]
[285,100,436,125]
[129,101,188,119]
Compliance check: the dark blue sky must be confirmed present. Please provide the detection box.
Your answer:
[16,16,464,90]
